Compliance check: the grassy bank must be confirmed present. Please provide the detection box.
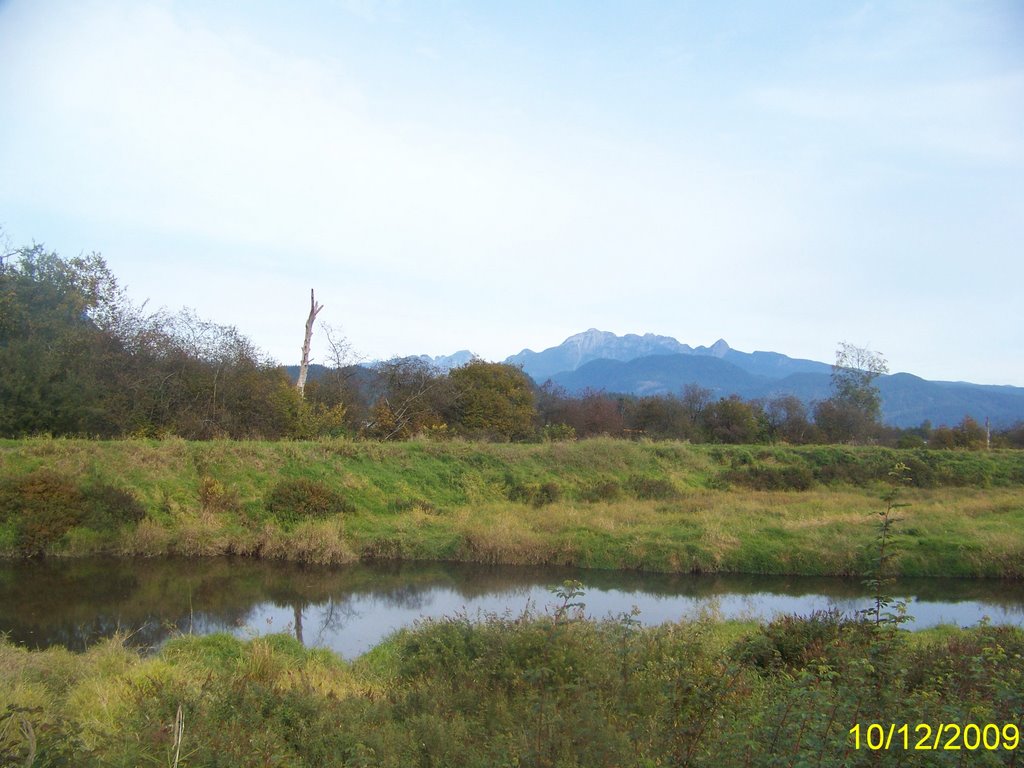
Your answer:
[2,608,1022,766]
[1,437,1022,576]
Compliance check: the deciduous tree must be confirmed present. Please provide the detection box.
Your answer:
[814,342,888,443]
[366,358,449,440]
[764,394,813,444]
[446,361,537,441]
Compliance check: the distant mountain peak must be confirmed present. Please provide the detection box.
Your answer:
[709,339,730,357]
[415,350,475,371]
[503,329,840,388]
[505,329,695,382]
[565,328,617,347]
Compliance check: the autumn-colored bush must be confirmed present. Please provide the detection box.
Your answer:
[0,471,147,556]
[198,475,240,513]
[0,469,84,556]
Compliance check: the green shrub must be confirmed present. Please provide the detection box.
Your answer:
[80,482,147,530]
[797,446,898,485]
[265,478,353,526]
[900,453,937,488]
[723,464,814,491]
[934,454,994,487]
[505,480,529,504]
[897,434,926,449]
[541,423,576,442]
[730,609,863,672]
[533,481,561,506]
[729,448,755,467]
[580,479,622,503]
[903,624,1024,695]
[626,474,678,500]
[506,480,562,507]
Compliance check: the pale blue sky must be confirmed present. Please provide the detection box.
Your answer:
[1,0,1022,384]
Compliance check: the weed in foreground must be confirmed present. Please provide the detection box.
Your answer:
[861,462,913,627]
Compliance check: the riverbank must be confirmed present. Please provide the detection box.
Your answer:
[2,611,1022,766]
[1,437,1022,577]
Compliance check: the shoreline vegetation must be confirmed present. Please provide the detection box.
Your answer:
[2,607,1022,766]
[1,437,1021,578]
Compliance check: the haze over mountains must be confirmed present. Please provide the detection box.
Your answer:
[414,350,476,371]
[312,329,1024,429]
[501,329,1024,428]
[506,329,832,383]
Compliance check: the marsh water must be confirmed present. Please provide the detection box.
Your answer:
[2,557,1023,658]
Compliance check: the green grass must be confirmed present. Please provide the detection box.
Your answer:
[1,612,1022,766]
[0,437,1022,576]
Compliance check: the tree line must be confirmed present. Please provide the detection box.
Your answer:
[0,242,314,439]
[2,239,1020,447]
[331,360,1021,448]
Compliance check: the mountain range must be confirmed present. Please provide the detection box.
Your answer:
[507,329,832,383]
[505,329,1024,428]
[295,329,1024,429]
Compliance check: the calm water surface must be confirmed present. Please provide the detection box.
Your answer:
[2,557,1022,658]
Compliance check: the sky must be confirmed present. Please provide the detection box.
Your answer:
[1,0,1022,385]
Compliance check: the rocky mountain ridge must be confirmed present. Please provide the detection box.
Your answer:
[505,329,830,383]
[298,330,1024,428]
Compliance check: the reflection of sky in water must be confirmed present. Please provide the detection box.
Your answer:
[236,586,1024,659]
[4,559,1023,657]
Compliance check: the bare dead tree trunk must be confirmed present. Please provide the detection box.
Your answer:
[297,289,324,398]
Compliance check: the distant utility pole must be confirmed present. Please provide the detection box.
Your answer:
[986,417,991,451]
[297,289,324,399]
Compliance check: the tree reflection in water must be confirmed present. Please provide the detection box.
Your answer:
[1,557,1022,658]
